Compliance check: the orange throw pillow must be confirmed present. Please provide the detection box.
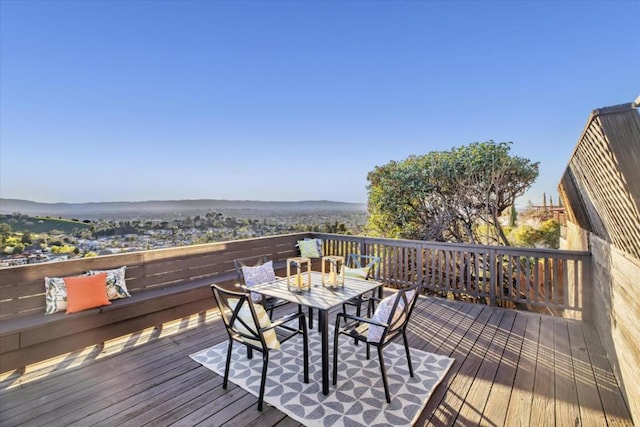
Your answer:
[64,272,111,314]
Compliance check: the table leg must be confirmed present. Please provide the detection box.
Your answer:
[320,309,329,395]
[298,304,303,330]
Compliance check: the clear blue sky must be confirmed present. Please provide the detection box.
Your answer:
[1,1,638,206]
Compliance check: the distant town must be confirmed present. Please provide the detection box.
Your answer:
[0,207,367,268]
[0,197,564,268]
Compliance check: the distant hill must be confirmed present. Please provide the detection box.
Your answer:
[0,198,367,220]
[0,214,92,234]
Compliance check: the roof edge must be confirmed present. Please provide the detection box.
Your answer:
[591,101,636,118]
[563,99,639,176]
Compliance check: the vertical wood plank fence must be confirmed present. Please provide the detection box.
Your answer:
[315,233,590,316]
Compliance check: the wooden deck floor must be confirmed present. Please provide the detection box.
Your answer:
[0,296,633,426]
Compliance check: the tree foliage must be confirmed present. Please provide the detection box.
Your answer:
[366,141,539,244]
[511,219,560,249]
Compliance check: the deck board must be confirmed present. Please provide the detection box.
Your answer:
[0,296,633,427]
[582,323,633,426]
[553,317,581,426]
[567,320,608,425]
[428,307,504,425]
[417,303,487,425]
[481,311,528,426]
[458,308,517,425]
[504,315,540,426]
[530,315,555,426]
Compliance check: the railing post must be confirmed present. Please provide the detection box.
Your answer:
[489,248,497,306]
[417,242,424,287]
[582,253,592,322]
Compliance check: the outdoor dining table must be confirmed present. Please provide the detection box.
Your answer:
[250,270,382,395]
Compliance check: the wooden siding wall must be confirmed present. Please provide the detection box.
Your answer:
[588,233,640,425]
[558,102,640,259]
[558,100,640,424]
[0,233,309,319]
[315,233,589,317]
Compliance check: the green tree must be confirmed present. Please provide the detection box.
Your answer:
[509,205,518,228]
[366,141,539,245]
[512,225,539,247]
[4,237,25,254]
[0,223,11,246]
[321,221,348,234]
[21,231,34,245]
[510,219,560,249]
[539,219,560,249]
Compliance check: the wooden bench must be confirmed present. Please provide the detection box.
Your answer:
[0,233,309,373]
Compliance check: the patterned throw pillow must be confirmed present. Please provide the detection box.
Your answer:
[343,266,370,280]
[44,276,74,314]
[229,298,281,350]
[367,290,416,343]
[87,266,130,300]
[241,261,276,303]
[297,239,322,258]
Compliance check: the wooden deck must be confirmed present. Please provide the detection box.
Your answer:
[0,296,633,426]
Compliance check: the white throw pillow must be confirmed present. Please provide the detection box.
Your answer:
[367,290,416,343]
[229,298,280,350]
[241,261,276,303]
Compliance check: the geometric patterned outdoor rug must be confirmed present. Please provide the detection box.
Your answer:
[190,326,454,427]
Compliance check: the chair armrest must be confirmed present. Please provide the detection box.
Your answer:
[263,311,304,331]
[336,312,387,329]
[233,283,248,291]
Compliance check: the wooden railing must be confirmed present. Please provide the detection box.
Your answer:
[0,233,308,319]
[0,232,590,320]
[0,233,311,372]
[315,233,591,316]
[0,232,592,372]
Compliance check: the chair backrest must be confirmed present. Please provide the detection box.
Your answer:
[346,253,381,280]
[211,284,267,350]
[384,280,423,338]
[234,256,269,286]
